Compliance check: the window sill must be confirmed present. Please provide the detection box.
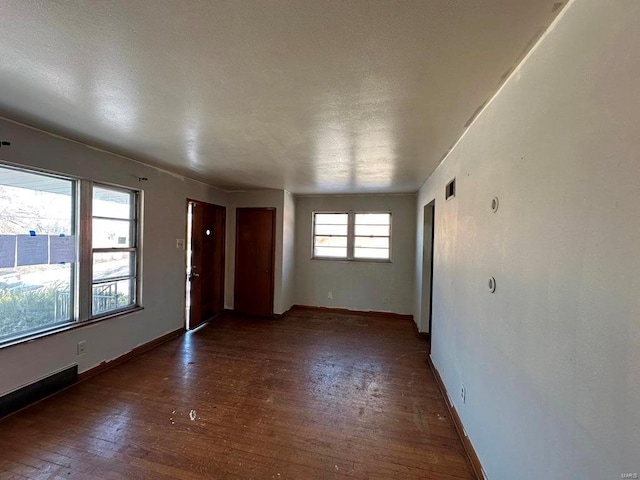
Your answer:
[311,257,392,264]
[0,306,144,350]
[90,305,144,322]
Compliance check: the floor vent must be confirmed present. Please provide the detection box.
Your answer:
[0,365,78,419]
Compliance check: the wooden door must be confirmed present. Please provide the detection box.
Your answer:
[234,208,275,317]
[188,200,226,329]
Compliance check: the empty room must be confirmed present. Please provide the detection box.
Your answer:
[0,0,638,479]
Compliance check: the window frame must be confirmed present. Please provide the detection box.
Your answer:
[0,161,143,349]
[311,211,349,260]
[0,163,78,344]
[89,182,141,319]
[311,211,392,262]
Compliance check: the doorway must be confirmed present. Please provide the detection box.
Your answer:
[186,200,226,329]
[234,207,276,317]
[421,201,435,349]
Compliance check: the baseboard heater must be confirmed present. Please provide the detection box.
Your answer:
[0,365,78,419]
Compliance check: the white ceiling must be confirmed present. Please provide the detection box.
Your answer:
[0,1,563,194]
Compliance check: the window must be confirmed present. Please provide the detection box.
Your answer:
[354,213,391,260]
[0,166,75,342]
[92,186,139,316]
[312,211,391,261]
[313,213,348,258]
[0,163,141,346]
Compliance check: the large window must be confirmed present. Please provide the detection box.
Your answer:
[0,164,141,346]
[312,211,391,261]
[0,167,74,342]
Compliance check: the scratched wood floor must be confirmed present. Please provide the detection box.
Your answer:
[0,310,475,479]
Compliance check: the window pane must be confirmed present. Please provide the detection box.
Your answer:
[314,236,347,248]
[93,218,132,248]
[314,246,347,258]
[314,213,348,225]
[355,236,389,249]
[0,165,74,342]
[354,247,389,259]
[0,264,73,341]
[93,251,134,281]
[354,224,390,236]
[314,224,348,236]
[355,213,390,225]
[92,279,134,315]
[93,186,133,219]
[0,167,73,235]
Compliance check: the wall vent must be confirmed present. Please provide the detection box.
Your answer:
[445,178,456,200]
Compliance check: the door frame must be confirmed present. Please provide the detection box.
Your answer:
[421,200,436,346]
[184,199,192,330]
[234,207,276,317]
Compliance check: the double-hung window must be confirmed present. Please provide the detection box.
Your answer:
[312,211,391,261]
[91,185,139,316]
[312,213,349,258]
[353,213,391,260]
[0,163,142,346]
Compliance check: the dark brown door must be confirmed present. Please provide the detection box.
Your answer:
[234,208,275,316]
[187,200,226,329]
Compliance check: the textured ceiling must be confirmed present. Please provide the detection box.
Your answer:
[0,1,564,194]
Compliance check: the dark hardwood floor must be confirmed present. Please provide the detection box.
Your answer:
[0,309,474,479]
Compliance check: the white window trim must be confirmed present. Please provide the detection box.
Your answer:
[311,211,392,263]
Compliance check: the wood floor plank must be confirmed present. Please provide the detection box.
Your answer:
[0,310,475,479]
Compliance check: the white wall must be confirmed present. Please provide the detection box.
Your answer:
[224,189,291,315]
[295,194,415,314]
[414,0,640,478]
[0,117,228,396]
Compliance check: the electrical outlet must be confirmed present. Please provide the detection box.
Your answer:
[77,341,87,356]
[176,239,185,250]
[461,385,466,403]
[382,297,389,305]
[327,291,333,300]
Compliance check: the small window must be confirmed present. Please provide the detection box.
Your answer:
[313,213,348,258]
[91,185,139,316]
[445,178,456,200]
[354,213,391,260]
[312,211,391,261]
